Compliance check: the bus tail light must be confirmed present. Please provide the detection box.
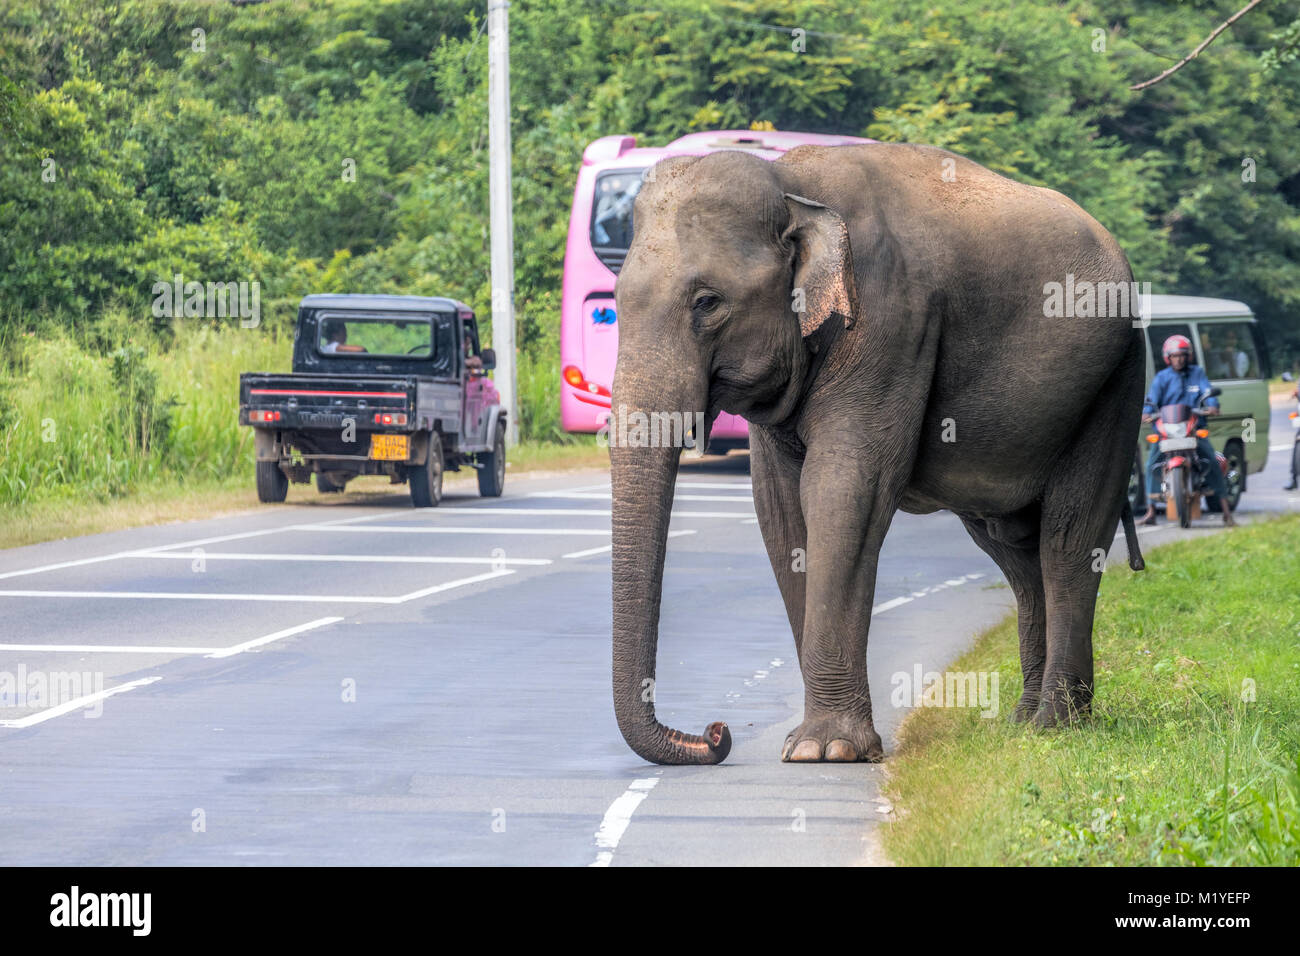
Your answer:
[562,365,611,397]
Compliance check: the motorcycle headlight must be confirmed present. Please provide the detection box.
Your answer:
[1164,422,1187,438]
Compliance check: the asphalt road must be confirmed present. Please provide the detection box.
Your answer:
[1,401,1295,865]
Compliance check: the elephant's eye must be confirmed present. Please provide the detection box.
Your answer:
[691,291,723,317]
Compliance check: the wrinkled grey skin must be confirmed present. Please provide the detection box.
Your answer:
[610,143,1145,765]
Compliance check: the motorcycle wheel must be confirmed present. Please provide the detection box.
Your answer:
[1171,466,1190,528]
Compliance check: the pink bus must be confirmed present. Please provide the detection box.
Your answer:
[560,129,871,449]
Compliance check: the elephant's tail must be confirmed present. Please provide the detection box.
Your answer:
[1120,499,1145,571]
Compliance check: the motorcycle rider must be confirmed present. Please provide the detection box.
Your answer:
[1140,334,1235,526]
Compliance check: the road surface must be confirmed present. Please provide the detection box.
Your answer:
[1,402,1295,865]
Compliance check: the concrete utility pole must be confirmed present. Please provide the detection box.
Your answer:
[488,0,519,446]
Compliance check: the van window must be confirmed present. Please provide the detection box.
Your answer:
[1198,322,1261,380]
[1146,324,1195,367]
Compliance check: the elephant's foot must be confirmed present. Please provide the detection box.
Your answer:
[1010,692,1039,723]
[781,713,883,762]
[1028,677,1092,728]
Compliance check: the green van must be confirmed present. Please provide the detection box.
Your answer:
[1130,295,1271,512]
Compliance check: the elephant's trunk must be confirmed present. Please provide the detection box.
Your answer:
[610,395,731,765]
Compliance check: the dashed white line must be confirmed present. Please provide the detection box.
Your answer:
[591,777,659,867]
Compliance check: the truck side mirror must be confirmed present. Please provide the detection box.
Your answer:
[480,348,496,371]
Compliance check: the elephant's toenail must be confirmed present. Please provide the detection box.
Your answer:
[825,739,856,761]
[790,740,822,761]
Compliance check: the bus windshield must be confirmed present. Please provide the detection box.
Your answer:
[589,169,645,272]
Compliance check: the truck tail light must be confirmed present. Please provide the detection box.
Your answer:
[374,412,408,426]
[250,410,281,423]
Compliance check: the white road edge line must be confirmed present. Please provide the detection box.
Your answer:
[591,777,659,867]
[0,676,162,729]
[206,616,343,658]
[562,530,694,559]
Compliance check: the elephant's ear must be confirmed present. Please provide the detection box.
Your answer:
[782,193,859,337]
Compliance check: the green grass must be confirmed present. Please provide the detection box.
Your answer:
[883,514,1300,866]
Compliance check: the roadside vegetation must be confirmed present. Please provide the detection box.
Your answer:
[884,515,1300,866]
[2,0,1299,539]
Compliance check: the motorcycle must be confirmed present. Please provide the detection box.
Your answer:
[1145,386,1229,528]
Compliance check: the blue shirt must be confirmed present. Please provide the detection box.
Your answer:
[1143,364,1220,420]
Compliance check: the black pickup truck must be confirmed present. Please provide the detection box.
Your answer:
[238,294,506,507]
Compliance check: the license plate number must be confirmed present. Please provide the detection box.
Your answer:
[370,434,409,460]
[1159,437,1197,452]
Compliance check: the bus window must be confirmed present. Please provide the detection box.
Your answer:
[1199,322,1261,380]
[589,170,644,272]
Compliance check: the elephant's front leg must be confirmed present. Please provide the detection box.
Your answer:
[782,452,900,763]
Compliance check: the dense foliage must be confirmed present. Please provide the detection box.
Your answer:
[1,0,1298,498]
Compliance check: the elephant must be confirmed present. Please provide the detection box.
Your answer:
[609,142,1147,765]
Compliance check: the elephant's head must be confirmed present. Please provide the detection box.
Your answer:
[609,149,859,764]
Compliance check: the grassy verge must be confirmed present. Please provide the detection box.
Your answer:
[884,514,1300,866]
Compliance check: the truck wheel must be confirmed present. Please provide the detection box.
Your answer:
[410,432,444,508]
[256,461,289,503]
[477,423,506,498]
[316,473,345,494]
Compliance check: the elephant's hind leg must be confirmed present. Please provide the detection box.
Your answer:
[959,510,1045,721]
[1036,340,1144,726]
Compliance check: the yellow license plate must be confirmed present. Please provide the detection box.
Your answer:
[369,434,409,461]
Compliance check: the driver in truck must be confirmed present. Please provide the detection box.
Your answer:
[1140,334,1234,527]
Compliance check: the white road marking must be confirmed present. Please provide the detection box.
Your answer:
[874,571,988,615]
[530,491,753,503]
[0,590,392,603]
[126,551,553,566]
[0,643,222,654]
[291,525,613,536]
[591,777,659,867]
[561,530,695,559]
[0,569,515,605]
[398,507,750,518]
[206,616,342,658]
[0,676,161,729]
[0,511,388,581]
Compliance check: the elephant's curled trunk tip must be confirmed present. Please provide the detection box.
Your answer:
[678,720,731,764]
